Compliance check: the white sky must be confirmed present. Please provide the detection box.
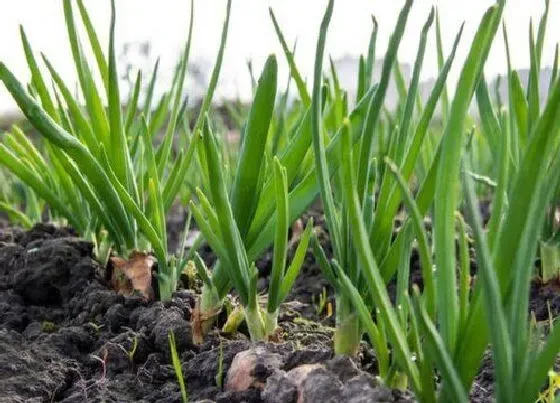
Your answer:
[0,0,556,113]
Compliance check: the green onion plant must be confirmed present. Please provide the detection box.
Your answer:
[308,0,560,401]
[0,0,231,300]
[189,53,314,340]
[308,0,463,363]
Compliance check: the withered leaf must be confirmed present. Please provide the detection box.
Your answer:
[110,251,155,300]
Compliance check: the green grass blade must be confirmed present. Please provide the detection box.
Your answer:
[277,219,313,304]
[125,70,142,133]
[162,133,199,212]
[108,0,131,188]
[271,74,292,155]
[435,9,450,121]
[230,55,277,238]
[141,117,166,249]
[503,23,519,168]
[63,0,110,148]
[42,55,100,157]
[267,157,288,313]
[247,262,259,312]
[503,22,526,172]
[168,331,188,403]
[9,126,52,182]
[310,0,341,259]
[527,22,540,134]
[357,55,366,102]
[356,0,412,199]
[269,8,310,106]
[406,293,437,403]
[461,161,513,403]
[475,76,501,158]
[52,87,76,134]
[189,200,231,269]
[384,157,435,318]
[76,0,109,93]
[181,0,230,211]
[145,88,170,133]
[535,0,550,67]
[19,27,58,120]
[510,71,529,150]
[485,102,510,248]
[310,235,337,285]
[48,147,87,230]
[394,8,434,164]
[456,213,470,330]
[194,252,214,289]
[143,58,160,120]
[549,44,559,99]
[195,188,222,242]
[365,16,378,90]
[393,59,407,105]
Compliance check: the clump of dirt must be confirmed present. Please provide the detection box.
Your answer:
[530,278,560,320]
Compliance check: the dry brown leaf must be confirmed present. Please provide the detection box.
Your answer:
[191,297,222,345]
[267,326,284,343]
[109,251,155,300]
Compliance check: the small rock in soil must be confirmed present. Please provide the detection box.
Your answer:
[326,355,362,382]
[341,374,392,402]
[105,303,130,331]
[226,346,285,391]
[152,308,194,358]
[262,370,298,403]
[43,325,96,360]
[300,366,344,402]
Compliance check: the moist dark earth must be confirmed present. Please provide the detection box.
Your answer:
[0,207,558,402]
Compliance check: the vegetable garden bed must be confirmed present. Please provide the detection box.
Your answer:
[0,206,558,402]
[1,0,559,401]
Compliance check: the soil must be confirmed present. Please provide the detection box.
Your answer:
[0,222,412,402]
[0,201,558,402]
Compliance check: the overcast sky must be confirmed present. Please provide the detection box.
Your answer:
[0,0,556,112]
